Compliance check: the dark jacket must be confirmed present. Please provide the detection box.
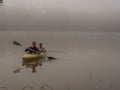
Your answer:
[25,46,39,54]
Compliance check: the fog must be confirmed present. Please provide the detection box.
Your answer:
[0,0,120,31]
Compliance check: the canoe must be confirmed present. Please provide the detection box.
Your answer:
[23,52,46,61]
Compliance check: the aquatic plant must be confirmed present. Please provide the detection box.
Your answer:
[42,83,53,90]
[22,85,34,90]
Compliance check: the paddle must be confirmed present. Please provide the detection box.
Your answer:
[13,41,22,46]
[12,41,62,60]
[12,41,64,53]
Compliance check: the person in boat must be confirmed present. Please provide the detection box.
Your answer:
[39,42,46,53]
[25,41,39,54]
[38,42,46,59]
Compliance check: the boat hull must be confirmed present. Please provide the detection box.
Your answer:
[23,52,46,61]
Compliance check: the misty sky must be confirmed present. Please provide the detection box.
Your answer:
[0,0,120,31]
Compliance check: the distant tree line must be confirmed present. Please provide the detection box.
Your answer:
[0,0,3,3]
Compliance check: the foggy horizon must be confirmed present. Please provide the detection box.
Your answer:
[0,0,120,32]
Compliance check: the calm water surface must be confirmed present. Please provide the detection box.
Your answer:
[0,31,120,90]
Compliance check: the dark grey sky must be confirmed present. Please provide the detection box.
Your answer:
[0,0,120,32]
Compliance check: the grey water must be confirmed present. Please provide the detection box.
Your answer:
[0,31,120,90]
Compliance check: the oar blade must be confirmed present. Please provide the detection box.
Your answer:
[42,51,65,53]
[13,41,22,46]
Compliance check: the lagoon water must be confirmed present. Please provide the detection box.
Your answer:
[0,31,120,90]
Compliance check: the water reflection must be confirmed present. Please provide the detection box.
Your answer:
[0,87,8,90]
[13,59,44,73]
[13,54,59,73]
[22,59,43,73]
[13,67,24,73]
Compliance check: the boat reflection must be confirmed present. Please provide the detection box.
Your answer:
[22,59,43,73]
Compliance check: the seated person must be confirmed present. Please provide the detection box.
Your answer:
[38,42,46,59]
[25,41,39,54]
[39,42,46,52]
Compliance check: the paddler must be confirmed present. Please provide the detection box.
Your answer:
[39,42,46,53]
[38,42,46,59]
[25,41,39,54]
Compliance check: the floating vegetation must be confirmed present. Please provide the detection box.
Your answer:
[22,85,34,90]
[110,84,113,89]
[89,70,93,79]
[67,87,70,90]
[21,84,53,90]
[0,85,71,90]
[42,83,53,90]
[39,86,47,90]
